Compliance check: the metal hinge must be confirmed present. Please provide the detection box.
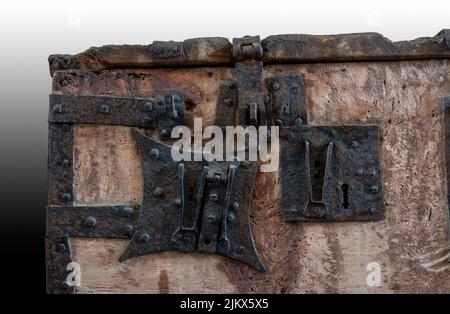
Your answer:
[231,36,266,127]
[119,129,265,272]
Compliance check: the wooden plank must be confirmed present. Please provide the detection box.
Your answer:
[52,60,450,293]
[262,30,450,63]
[48,30,450,75]
[49,37,232,76]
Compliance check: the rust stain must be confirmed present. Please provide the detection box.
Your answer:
[218,171,303,293]
[323,226,344,293]
[158,269,169,294]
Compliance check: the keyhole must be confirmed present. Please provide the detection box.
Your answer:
[341,183,349,209]
[314,160,321,179]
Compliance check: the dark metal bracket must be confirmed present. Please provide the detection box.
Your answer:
[47,205,138,238]
[266,75,308,127]
[151,41,184,59]
[280,125,384,221]
[120,129,265,272]
[49,92,186,139]
[45,236,75,294]
[232,36,266,127]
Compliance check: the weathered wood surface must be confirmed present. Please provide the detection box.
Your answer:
[52,59,450,293]
[49,37,232,76]
[48,30,450,75]
[262,30,450,63]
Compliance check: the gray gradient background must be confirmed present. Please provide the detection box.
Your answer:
[0,0,449,293]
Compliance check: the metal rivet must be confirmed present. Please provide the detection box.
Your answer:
[143,116,153,124]
[174,198,182,206]
[207,215,217,223]
[144,101,153,112]
[264,94,271,104]
[160,129,168,137]
[124,224,134,237]
[370,185,379,193]
[227,211,236,222]
[351,141,359,148]
[62,124,71,132]
[276,119,284,127]
[100,104,110,114]
[62,193,71,203]
[150,148,160,159]
[121,206,134,218]
[84,216,96,228]
[62,159,70,168]
[232,202,240,210]
[271,80,280,90]
[369,169,376,176]
[288,207,299,214]
[173,94,182,103]
[153,187,164,198]
[183,233,194,245]
[62,282,72,291]
[209,193,218,202]
[356,168,364,176]
[53,104,62,113]
[241,161,250,169]
[57,243,66,253]
[224,98,233,107]
[294,117,303,125]
[157,97,165,107]
[369,208,376,215]
[140,233,150,243]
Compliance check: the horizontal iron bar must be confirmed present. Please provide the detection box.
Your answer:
[48,93,184,128]
[47,205,138,238]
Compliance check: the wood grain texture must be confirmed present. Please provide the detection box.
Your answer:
[48,30,450,75]
[52,60,450,293]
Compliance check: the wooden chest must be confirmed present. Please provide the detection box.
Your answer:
[46,30,450,293]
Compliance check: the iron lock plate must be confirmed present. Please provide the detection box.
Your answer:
[120,129,266,272]
[280,125,383,221]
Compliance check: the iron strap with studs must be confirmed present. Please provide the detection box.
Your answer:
[46,91,187,293]
[47,205,138,238]
[49,92,186,139]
